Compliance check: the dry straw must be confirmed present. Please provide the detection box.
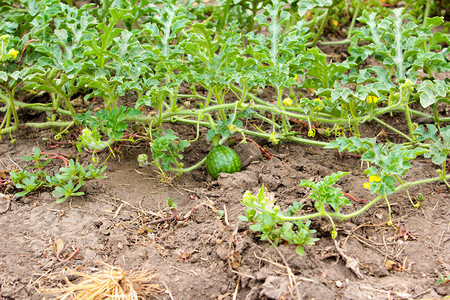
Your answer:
[40,262,162,299]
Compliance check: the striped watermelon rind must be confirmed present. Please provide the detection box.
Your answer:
[206,145,241,180]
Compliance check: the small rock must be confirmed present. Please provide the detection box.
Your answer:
[255,267,272,281]
[216,244,228,261]
[258,173,281,190]
[260,276,290,299]
[218,171,258,190]
[190,253,199,263]
[234,142,263,168]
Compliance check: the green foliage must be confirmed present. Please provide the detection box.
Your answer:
[51,180,84,204]
[11,172,43,197]
[295,0,333,17]
[167,197,177,209]
[181,22,242,91]
[302,48,354,90]
[206,109,254,141]
[76,106,141,140]
[22,146,53,171]
[240,185,319,255]
[240,172,355,254]
[299,171,350,213]
[2,1,448,143]
[245,0,310,89]
[0,34,18,63]
[75,106,141,153]
[150,129,191,173]
[325,136,377,154]
[346,9,449,108]
[414,124,450,165]
[10,148,106,203]
[435,273,450,286]
[326,137,428,195]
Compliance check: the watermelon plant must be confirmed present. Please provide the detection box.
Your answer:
[240,165,450,252]
[0,0,448,261]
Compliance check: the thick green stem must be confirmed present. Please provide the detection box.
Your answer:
[13,100,72,115]
[352,119,360,137]
[170,157,207,174]
[8,89,19,130]
[404,104,416,142]
[347,0,361,39]
[319,39,351,46]
[0,125,17,135]
[274,173,450,222]
[0,107,8,130]
[423,0,431,25]
[237,84,249,107]
[49,93,59,121]
[310,7,331,46]
[319,0,361,45]
[24,121,74,128]
[373,117,414,142]
[431,103,440,124]
[276,87,289,134]
[205,114,219,146]
[213,86,227,120]
[220,0,232,31]
[373,103,433,121]
[63,95,77,118]
[204,90,213,107]
[385,196,393,225]
[177,93,209,102]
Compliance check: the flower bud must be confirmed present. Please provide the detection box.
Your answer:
[282,97,293,107]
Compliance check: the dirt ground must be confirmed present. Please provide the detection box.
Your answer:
[0,107,449,300]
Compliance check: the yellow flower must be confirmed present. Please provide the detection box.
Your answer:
[313,98,323,111]
[366,95,380,104]
[363,175,381,189]
[228,124,237,131]
[294,74,298,81]
[282,97,293,107]
[369,175,381,182]
[8,48,19,59]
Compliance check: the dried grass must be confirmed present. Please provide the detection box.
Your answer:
[40,263,162,300]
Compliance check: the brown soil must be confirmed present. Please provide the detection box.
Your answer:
[1,110,449,300]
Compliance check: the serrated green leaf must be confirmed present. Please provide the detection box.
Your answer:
[414,124,438,141]
[417,80,448,108]
[424,16,443,28]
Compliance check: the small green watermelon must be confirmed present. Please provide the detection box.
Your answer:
[206,145,241,180]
